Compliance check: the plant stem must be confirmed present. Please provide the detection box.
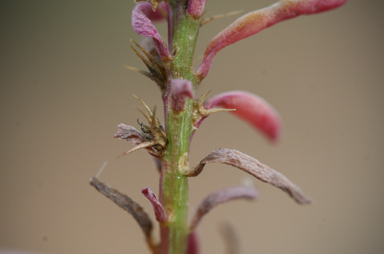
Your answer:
[159,5,200,253]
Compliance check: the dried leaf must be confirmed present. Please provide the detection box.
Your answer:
[113,124,159,158]
[203,90,281,141]
[114,96,168,159]
[113,124,146,145]
[197,0,347,78]
[186,148,312,204]
[142,187,168,223]
[90,177,154,244]
[189,186,258,231]
[129,40,167,90]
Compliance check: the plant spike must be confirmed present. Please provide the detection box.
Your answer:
[91,1,347,253]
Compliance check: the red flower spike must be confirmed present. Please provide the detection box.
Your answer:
[197,0,348,78]
[142,187,169,223]
[189,186,258,231]
[204,90,281,141]
[169,79,194,112]
[132,2,171,60]
[187,0,207,18]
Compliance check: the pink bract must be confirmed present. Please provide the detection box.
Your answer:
[204,91,281,141]
[132,2,171,60]
[169,79,194,112]
[198,0,347,77]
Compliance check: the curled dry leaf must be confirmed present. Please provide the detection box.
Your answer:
[90,178,154,246]
[189,186,258,231]
[197,0,347,78]
[204,90,281,141]
[142,187,169,223]
[186,148,312,204]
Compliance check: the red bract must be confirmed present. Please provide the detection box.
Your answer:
[198,0,347,78]
[204,91,281,141]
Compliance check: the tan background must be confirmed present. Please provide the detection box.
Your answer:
[1,1,383,253]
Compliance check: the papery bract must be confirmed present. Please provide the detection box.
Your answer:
[203,91,281,141]
[132,2,171,60]
[198,0,347,77]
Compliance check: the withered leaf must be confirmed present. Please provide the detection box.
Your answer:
[114,124,146,145]
[186,148,312,204]
[189,186,258,231]
[113,123,163,158]
[90,177,153,241]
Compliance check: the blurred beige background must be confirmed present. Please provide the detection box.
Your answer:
[1,1,383,253]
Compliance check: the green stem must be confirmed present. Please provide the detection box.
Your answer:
[159,6,200,254]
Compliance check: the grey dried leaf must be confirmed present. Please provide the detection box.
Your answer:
[90,177,154,243]
[113,124,159,158]
[113,98,168,159]
[189,186,258,231]
[186,148,312,204]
